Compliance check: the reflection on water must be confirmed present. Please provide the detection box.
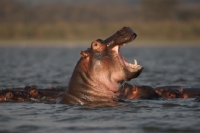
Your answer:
[0,46,200,133]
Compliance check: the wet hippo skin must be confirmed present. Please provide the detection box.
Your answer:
[154,86,200,98]
[154,88,181,99]
[119,83,160,100]
[26,86,65,100]
[57,27,143,105]
[178,87,200,98]
[0,86,65,102]
[0,90,29,102]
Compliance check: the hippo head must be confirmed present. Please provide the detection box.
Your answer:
[4,91,27,102]
[59,27,143,105]
[80,27,142,84]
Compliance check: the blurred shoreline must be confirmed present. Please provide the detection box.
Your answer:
[1,0,200,47]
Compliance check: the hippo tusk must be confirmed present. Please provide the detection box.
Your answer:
[134,59,137,65]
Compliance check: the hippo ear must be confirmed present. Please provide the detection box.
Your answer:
[80,51,88,58]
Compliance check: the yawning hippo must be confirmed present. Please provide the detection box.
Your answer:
[57,27,143,105]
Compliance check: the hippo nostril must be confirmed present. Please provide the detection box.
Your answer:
[6,92,13,99]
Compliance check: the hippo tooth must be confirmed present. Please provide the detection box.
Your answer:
[129,63,134,68]
[134,59,137,65]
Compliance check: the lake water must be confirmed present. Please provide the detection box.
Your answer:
[0,45,200,133]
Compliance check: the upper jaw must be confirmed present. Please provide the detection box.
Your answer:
[102,27,137,49]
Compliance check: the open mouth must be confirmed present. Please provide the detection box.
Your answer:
[104,27,139,71]
[108,27,141,72]
[111,43,141,73]
[103,27,143,83]
[112,43,143,87]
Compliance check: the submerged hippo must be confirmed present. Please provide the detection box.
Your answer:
[0,90,29,102]
[0,86,65,102]
[178,87,200,98]
[0,88,30,102]
[25,86,64,100]
[57,27,143,105]
[154,86,200,98]
[119,83,160,100]
[154,88,181,99]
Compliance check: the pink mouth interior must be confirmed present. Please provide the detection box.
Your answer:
[111,45,134,69]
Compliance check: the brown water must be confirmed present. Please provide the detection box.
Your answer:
[0,46,200,133]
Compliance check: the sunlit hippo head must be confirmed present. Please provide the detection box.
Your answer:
[57,27,143,105]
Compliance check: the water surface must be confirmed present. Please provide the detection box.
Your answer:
[0,46,200,133]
